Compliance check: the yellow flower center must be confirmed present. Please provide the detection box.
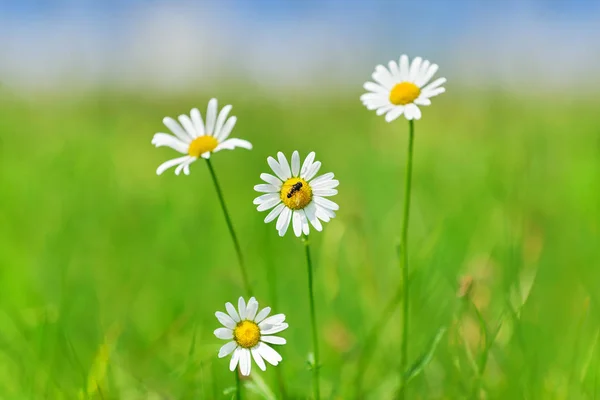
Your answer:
[389,82,421,105]
[280,177,312,210]
[234,320,261,349]
[188,136,218,158]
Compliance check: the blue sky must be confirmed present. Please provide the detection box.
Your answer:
[1,0,599,91]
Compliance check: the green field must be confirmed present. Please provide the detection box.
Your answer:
[0,89,599,399]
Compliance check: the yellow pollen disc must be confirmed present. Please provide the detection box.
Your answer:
[234,320,261,349]
[389,82,421,105]
[188,136,218,158]
[280,177,312,210]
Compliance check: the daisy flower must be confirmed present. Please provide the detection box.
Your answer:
[254,151,339,237]
[214,297,288,376]
[360,54,446,122]
[151,98,252,175]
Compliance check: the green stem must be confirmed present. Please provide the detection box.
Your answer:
[303,235,321,399]
[235,372,242,400]
[205,159,252,297]
[398,120,415,400]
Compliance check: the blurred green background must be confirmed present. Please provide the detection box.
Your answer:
[1,88,599,399]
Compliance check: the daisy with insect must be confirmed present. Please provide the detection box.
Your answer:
[215,297,288,377]
[253,150,339,399]
[253,151,339,237]
[359,55,446,399]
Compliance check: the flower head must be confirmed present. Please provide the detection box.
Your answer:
[214,297,288,376]
[152,98,252,175]
[361,55,446,122]
[254,151,339,237]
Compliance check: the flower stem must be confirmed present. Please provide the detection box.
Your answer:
[235,372,242,400]
[398,120,415,399]
[205,158,252,297]
[302,235,321,399]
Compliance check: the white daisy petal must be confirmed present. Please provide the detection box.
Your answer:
[310,172,335,185]
[418,63,438,87]
[277,208,292,237]
[257,342,283,366]
[240,348,252,376]
[183,164,191,175]
[237,297,247,320]
[259,314,286,328]
[260,322,289,335]
[255,307,271,323]
[312,179,339,190]
[304,201,323,232]
[376,104,395,116]
[251,347,267,371]
[246,297,259,320]
[178,114,197,138]
[316,205,335,222]
[219,341,237,358]
[261,336,286,345]
[163,117,192,142]
[404,104,415,120]
[388,60,400,79]
[225,302,240,322]
[423,87,446,97]
[385,107,404,123]
[215,116,237,142]
[264,203,285,223]
[214,137,252,152]
[314,195,339,211]
[399,54,410,80]
[152,133,189,154]
[300,152,316,178]
[257,197,281,212]
[215,311,236,329]
[260,173,283,187]
[190,108,205,136]
[313,188,337,197]
[409,57,422,82]
[304,161,321,181]
[291,151,301,176]
[230,347,242,371]
[267,156,287,181]
[213,104,232,140]
[301,211,310,235]
[254,193,280,205]
[423,77,446,92]
[156,155,192,175]
[277,152,292,180]
[214,327,233,340]
[415,59,430,87]
[372,64,394,89]
[292,211,303,237]
[205,98,218,135]
[254,183,279,193]
[363,81,387,94]
[414,97,432,106]
[408,104,422,120]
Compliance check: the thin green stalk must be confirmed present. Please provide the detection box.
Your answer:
[303,235,321,399]
[205,158,252,297]
[235,372,242,400]
[265,228,288,399]
[398,120,415,400]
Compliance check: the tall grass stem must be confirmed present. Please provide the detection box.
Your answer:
[205,158,252,297]
[398,120,415,399]
[303,234,321,399]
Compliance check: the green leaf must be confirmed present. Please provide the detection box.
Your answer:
[403,326,447,385]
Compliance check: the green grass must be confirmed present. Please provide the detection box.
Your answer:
[0,89,599,399]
